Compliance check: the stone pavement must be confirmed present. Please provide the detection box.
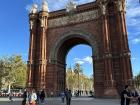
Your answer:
[0,97,138,105]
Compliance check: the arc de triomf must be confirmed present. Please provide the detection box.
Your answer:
[27,0,133,98]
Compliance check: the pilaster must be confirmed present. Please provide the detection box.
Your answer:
[36,11,48,90]
[115,0,133,85]
[27,13,38,88]
[99,1,118,98]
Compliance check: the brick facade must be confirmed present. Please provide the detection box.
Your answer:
[27,0,133,98]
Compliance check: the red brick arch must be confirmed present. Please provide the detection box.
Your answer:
[27,0,133,98]
[49,30,99,61]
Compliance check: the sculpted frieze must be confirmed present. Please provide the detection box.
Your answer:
[48,10,99,28]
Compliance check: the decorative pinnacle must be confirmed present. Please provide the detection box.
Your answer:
[30,4,38,14]
[42,0,49,12]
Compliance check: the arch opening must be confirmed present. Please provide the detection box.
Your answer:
[66,44,93,96]
[52,33,96,96]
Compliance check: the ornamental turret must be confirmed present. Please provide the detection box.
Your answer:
[42,0,49,12]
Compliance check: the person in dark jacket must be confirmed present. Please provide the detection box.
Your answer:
[40,89,45,103]
[68,90,72,105]
[65,88,69,105]
[22,89,30,105]
[120,85,132,105]
[131,87,139,103]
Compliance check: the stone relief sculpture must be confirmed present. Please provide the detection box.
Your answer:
[101,4,106,15]
[29,20,33,30]
[66,0,77,12]
[99,1,108,15]
[40,17,46,28]
[48,10,98,28]
[123,1,126,12]
[117,0,123,11]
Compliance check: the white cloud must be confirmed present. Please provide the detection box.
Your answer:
[74,56,93,65]
[126,0,140,45]
[131,57,136,60]
[75,60,85,65]
[131,38,140,44]
[127,7,140,18]
[83,56,92,64]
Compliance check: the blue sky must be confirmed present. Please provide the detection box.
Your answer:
[0,0,140,77]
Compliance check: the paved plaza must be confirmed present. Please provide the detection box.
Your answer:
[0,97,138,105]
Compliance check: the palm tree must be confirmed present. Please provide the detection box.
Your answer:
[74,63,83,90]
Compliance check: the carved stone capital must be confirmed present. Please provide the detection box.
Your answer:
[116,0,126,12]
[120,51,131,57]
[104,53,112,58]
[39,12,48,28]
[40,17,46,28]
[98,1,108,15]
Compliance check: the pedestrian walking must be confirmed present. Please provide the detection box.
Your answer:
[9,92,13,101]
[65,89,72,105]
[40,89,46,103]
[68,90,72,105]
[60,91,65,103]
[65,88,69,105]
[29,89,37,105]
[22,89,30,105]
[36,90,41,104]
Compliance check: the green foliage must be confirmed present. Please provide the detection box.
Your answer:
[66,67,75,90]
[66,63,93,92]
[0,55,27,90]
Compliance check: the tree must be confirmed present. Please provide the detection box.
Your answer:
[134,73,140,90]
[66,64,94,94]
[73,63,83,90]
[66,67,75,90]
[0,55,27,92]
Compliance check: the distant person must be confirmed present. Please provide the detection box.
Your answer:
[50,91,53,97]
[40,89,46,103]
[120,85,132,105]
[65,88,69,105]
[131,87,139,103]
[68,90,72,105]
[22,89,30,105]
[29,89,37,105]
[36,90,41,104]
[9,92,13,101]
[60,91,65,103]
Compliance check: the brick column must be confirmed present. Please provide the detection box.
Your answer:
[35,11,48,90]
[98,1,118,97]
[27,13,38,88]
[116,0,133,85]
[46,59,66,97]
[102,14,118,98]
